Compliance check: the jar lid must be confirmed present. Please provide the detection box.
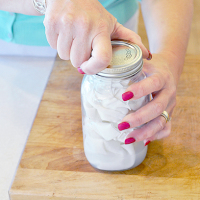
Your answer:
[97,40,143,78]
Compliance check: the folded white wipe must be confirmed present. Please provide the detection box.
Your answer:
[81,75,149,171]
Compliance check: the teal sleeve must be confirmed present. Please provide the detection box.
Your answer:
[104,0,139,25]
[13,14,48,46]
[0,11,48,46]
[0,11,16,43]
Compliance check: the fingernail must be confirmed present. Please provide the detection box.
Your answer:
[125,137,136,144]
[118,122,130,131]
[77,67,85,74]
[144,140,151,146]
[122,91,134,101]
[147,50,152,60]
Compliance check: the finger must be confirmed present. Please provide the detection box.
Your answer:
[44,22,58,49]
[111,22,150,60]
[43,12,60,49]
[143,121,171,145]
[123,74,165,101]
[70,36,92,68]
[57,31,73,60]
[79,33,112,74]
[125,114,167,143]
[121,89,170,129]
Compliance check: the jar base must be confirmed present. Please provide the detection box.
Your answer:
[84,145,147,172]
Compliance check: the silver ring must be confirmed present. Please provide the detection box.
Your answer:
[161,111,171,123]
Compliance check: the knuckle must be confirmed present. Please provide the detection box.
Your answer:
[111,15,117,26]
[138,129,153,141]
[142,132,151,140]
[166,131,171,138]
[137,84,146,97]
[44,15,57,28]
[96,53,111,67]
[78,15,90,29]
[61,14,75,27]
[151,75,162,89]
[136,34,142,42]
[114,23,123,34]
[153,101,165,115]
[157,118,165,130]
[170,85,177,97]
[134,115,143,127]
[97,19,109,32]
[101,54,111,65]
[165,72,171,81]
[160,129,171,139]
[137,134,144,141]
[155,134,161,140]
[165,129,171,137]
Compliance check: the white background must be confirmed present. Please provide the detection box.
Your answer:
[0,40,57,200]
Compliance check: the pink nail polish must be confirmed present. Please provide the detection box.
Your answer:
[122,91,134,101]
[144,140,151,146]
[125,137,136,144]
[147,50,152,60]
[118,122,130,131]
[77,67,85,74]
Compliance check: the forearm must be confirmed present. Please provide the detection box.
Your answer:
[141,0,193,84]
[0,0,41,15]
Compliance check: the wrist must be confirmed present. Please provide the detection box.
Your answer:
[157,50,185,85]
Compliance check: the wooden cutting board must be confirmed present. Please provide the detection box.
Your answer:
[9,55,200,200]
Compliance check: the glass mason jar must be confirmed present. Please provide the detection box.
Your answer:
[81,41,150,171]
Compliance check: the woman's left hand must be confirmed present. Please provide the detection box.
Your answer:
[118,53,177,146]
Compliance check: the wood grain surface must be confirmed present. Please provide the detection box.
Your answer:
[9,55,200,199]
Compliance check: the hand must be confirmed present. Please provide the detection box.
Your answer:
[118,53,177,145]
[43,0,150,74]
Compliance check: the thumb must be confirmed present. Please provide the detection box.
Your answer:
[111,22,151,60]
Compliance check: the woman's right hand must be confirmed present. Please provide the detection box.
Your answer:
[119,53,178,145]
[44,0,150,74]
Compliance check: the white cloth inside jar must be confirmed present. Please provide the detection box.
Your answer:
[82,75,148,170]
